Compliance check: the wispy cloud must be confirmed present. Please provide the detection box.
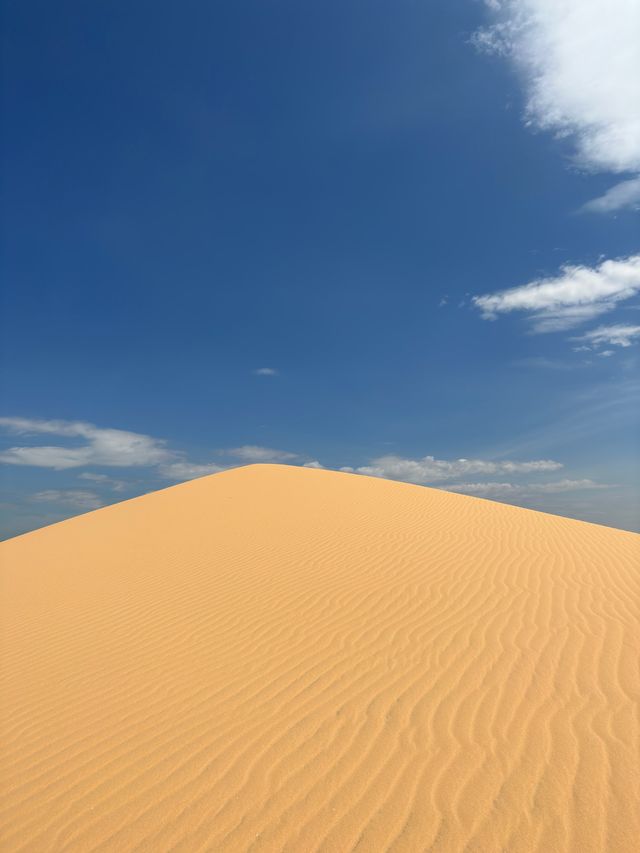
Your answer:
[511,356,581,370]
[448,479,610,499]
[347,454,562,485]
[78,472,128,492]
[331,456,616,517]
[0,417,172,469]
[226,445,299,463]
[1,417,623,530]
[31,489,104,511]
[572,324,640,349]
[0,417,313,494]
[159,461,227,481]
[0,417,234,483]
[253,367,278,376]
[473,255,640,332]
[472,1,640,210]
[582,177,640,214]
[0,417,241,492]
[479,378,640,461]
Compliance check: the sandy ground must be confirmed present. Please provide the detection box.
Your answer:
[1,463,639,852]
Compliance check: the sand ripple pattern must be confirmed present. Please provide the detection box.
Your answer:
[1,464,639,852]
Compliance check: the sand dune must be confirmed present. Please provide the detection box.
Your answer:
[1,464,639,852]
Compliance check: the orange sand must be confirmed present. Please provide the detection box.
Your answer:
[1,463,639,852]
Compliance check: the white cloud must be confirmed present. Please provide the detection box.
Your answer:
[330,458,613,508]
[226,445,299,463]
[0,417,231,485]
[352,454,562,485]
[572,323,640,348]
[582,176,640,214]
[159,461,227,481]
[472,1,640,177]
[473,255,640,332]
[1,418,620,530]
[78,472,128,492]
[0,417,306,490]
[253,367,278,376]
[0,417,172,469]
[447,478,609,498]
[31,490,104,510]
[535,478,609,493]
[470,24,512,56]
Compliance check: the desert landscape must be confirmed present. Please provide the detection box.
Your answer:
[1,463,639,851]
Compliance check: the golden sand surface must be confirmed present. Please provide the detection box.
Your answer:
[1,463,639,852]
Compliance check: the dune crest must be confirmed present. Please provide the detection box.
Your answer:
[2,463,639,852]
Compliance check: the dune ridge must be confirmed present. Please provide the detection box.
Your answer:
[1,463,639,852]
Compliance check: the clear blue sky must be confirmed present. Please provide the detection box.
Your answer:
[2,0,639,537]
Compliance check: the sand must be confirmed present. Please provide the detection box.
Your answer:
[1,463,639,852]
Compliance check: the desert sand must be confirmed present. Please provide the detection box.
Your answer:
[1,463,639,852]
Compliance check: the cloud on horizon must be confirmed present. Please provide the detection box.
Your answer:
[0,418,309,479]
[0,417,172,470]
[78,472,128,492]
[31,489,104,511]
[0,417,235,485]
[159,461,227,481]
[226,445,299,463]
[447,478,610,499]
[341,454,562,485]
[0,417,622,534]
[472,0,640,212]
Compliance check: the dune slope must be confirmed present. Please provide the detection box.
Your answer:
[1,463,639,852]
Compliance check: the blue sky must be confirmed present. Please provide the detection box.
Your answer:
[2,0,639,537]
